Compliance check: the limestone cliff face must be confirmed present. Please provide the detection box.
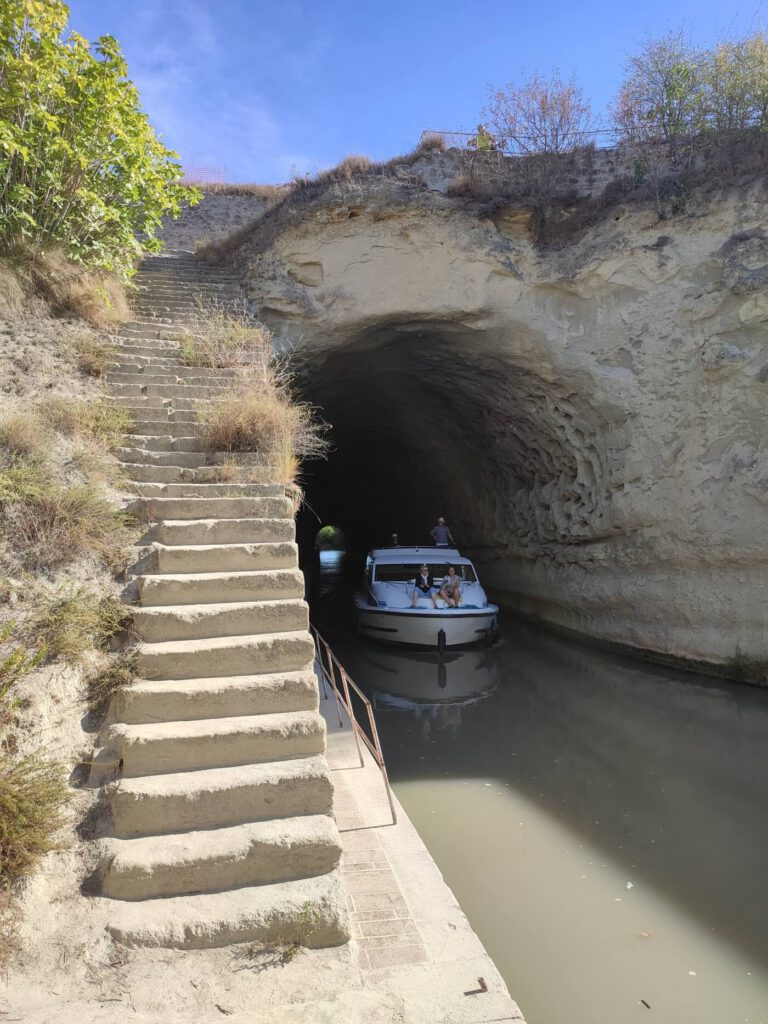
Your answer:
[230,169,768,668]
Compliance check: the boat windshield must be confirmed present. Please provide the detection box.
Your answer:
[373,563,477,583]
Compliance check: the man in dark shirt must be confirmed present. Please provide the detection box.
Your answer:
[430,517,455,547]
[411,564,438,607]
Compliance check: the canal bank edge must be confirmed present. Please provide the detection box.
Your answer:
[322,694,526,1023]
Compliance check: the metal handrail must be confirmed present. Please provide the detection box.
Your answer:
[310,623,397,826]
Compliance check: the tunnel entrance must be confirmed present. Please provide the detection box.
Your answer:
[295,319,608,588]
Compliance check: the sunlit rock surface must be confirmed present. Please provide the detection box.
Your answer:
[217,167,767,668]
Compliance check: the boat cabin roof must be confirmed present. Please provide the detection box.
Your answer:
[369,546,467,563]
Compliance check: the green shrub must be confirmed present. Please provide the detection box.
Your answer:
[25,590,130,664]
[0,0,199,274]
[0,623,46,743]
[0,754,69,887]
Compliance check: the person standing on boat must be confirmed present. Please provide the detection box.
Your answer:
[430,517,455,547]
[411,563,438,607]
[438,565,462,608]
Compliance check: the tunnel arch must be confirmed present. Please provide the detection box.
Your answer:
[295,319,612,568]
[235,179,768,665]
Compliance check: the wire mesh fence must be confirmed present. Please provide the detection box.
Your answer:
[182,164,227,185]
[419,127,623,155]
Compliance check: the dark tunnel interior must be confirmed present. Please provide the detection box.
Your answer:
[293,319,607,580]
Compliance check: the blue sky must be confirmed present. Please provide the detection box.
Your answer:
[67,0,764,183]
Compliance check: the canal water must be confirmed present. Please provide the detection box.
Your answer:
[309,551,768,1024]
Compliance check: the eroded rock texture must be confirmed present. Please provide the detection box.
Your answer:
[229,173,767,667]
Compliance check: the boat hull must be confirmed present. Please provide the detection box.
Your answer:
[353,597,499,648]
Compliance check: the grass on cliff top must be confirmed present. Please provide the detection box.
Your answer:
[195,138,446,264]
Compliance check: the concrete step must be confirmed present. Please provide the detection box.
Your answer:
[122,464,189,483]
[152,540,297,573]
[106,358,182,372]
[123,420,200,437]
[131,495,293,521]
[152,517,295,545]
[113,669,319,724]
[115,449,208,468]
[136,629,314,680]
[113,338,180,353]
[107,364,238,382]
[115,329,198,345]
[100,815,342,900]
[138,567,304,607]
[108,709,325,777]
[131,597,307,643]
[128,481,282,498]
[108,395,212,411]
[121,434,206,453]
[109,754,333,836]
[106,371,233,388]
[105,869,349,949]
[136,273,237,285]
[106,382,227,400]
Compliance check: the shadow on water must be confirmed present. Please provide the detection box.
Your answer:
[307,549,768,980]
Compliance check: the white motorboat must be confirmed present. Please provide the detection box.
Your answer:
[353,546,500,649]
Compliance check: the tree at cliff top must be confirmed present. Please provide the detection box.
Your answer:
[0,0,198,275]
[614,30,768,140]
[484,70,593,156]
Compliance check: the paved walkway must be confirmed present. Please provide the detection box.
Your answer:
[322,688,526,1023]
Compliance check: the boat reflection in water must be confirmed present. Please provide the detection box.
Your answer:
[343,643,497,735]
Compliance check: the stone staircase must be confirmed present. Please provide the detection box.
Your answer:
[93,250,349,950]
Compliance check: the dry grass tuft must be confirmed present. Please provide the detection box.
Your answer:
[0,260,26,314]
[3,484,129,572]
[43,398,132,447]
[71,333,117,378]
[0,247,130,328]
[24,590,130,664]
[67,444,124,486]
[86,652,137,718]
[415,134,447,153]
[0,754,69,886]
[180,299,273,370]
[0,408,54,464]
[202,458,242,483]
[199,389,328,484]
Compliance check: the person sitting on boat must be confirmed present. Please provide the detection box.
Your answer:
[430,517,455,548]
[438,565,462,607]
[411,564,438,607]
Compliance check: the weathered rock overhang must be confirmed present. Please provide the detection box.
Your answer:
[231,172,768,668]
